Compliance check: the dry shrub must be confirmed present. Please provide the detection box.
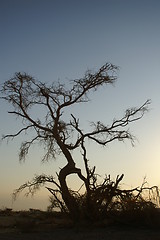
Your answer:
[48,174,160,227]
[0,208,13,216]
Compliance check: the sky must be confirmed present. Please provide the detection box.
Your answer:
[0,0,160,210]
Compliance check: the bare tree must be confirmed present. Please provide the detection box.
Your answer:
[0,63,150,219]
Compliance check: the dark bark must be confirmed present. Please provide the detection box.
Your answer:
[56,138,88,219]
[58,163,80,219]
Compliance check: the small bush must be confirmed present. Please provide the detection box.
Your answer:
[0,208,13,216]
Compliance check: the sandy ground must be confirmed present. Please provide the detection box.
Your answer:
[1,211,160,240]
[1,226,160,240]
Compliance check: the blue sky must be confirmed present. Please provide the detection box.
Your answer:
[0,0,160,210]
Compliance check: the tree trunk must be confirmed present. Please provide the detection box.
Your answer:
[58,163,80,220]
[56,137,89,220]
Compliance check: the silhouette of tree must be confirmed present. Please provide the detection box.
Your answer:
[0,63,150,220]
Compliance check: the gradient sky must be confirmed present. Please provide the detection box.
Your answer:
[0,0,160,210]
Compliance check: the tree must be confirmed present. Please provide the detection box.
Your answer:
[0,63,151,220]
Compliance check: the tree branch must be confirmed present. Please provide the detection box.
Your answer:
[2,124,35,140]
[12,174,61,201]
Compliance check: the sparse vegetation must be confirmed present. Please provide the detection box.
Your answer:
[52,176,159,226]
[0,209,73,234]
[12,173,160,226]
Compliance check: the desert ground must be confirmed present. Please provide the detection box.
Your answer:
[1,209,160,240]
[1,227,160,240]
